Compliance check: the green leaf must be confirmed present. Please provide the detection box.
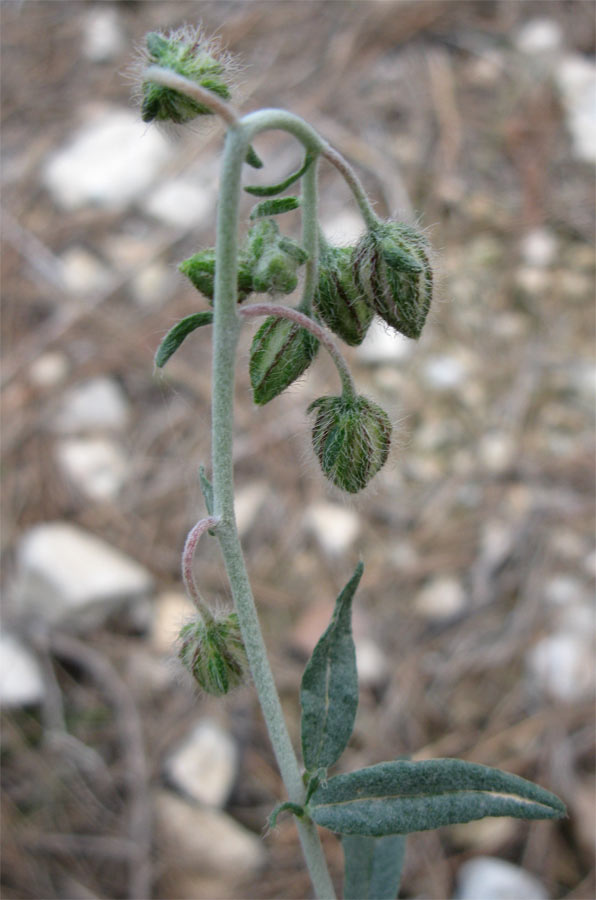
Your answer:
[343,834,406,900]
[249,196,300,220]
[244,152,314,197]
[154,311,213,368]
[245,145,264,169]
[268,801,305,829]
[300,563,362,772]
[308,758,566,836]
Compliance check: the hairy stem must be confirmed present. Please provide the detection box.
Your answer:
[300,157,320,314]
[239,303,357,399]
[211,120,336,899]
[143,65,239,125]
[322,144,379,230]
[181,516,220,620]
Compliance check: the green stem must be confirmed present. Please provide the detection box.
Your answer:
[300,157,319,314]
[212,119,335,900]
[322,144,379,230]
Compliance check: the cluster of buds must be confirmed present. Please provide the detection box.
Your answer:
[178,611,248,696]
[308,393,391,493]
[140,27,236,124]
[250,315,319,405]
[180,219,308,304]
[313,241,373,346]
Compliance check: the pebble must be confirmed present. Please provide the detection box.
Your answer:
[60,246,112,295]
[422,354,468,390]
[55,436,128,501]
[81,7,125,62]
[454,856,548,899]
[514,18,563,57]
[42,107,173,210]
[320,208,365,244]
[50,377,129,433]
[151,591,195,656]
[304,502,360,556]
[355,637,388,690]
[479,431,515,473]
[143,177,216,229]
[356,319,414,365]
[130,262,176,308]
[14,522,154,630]
[555,54,596,165]
[520,228,557,268]
[514,266,549,295]
[415,576,466,621]
[154,789,265,875]
[29,352,69,389]
[165,719,238,808]
[234,482,270,538]
[526,632,594,703]
[0,633,45,708]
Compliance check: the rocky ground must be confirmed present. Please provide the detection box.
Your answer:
[1,2,594,898]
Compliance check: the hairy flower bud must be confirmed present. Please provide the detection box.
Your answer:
[246,220,308,295]
[178,612,247,696]
[179,249,254,303]
[313,243,373,346]
[140,26,236,124]
[308,394,391,493]
[354,221,433,339]
[250,315,319,405]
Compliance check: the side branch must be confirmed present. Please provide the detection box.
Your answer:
[143,65,239,126]
[182,516,220,617]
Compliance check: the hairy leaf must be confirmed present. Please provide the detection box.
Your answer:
[245,145,264,169]
[343,834,406,900]
[250,197,300,219]
[154,311,213,368]
[244,152,314,197]
[308,759,566,836]
[300,563,362,772]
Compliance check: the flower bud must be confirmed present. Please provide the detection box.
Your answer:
[313,243,373,346]
[250,316,319,405]
[354,221,433,339]
[308,394,391,493]
[246,220,308,295]
[178,612,247,696]
[179,249,253,303]
[140,26,235,124]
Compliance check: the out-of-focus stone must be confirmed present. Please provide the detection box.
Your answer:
[14,522,154,630]
[154,789,265,875]
[143,177,216,229]
[130,262,176,308]
[514,18,563,57]
[320,208,365,244]
[415,576,466,621]
[449,816,517,852]
[152,591,195,656]
[515,266,549,295]
[422,354,468,390]
[234,482,269,538]
[357,319,414,365]
[50,377,129,433]
[56,437,128,500]
[60,246,112,294]
[304,502,360,556]
[526,632,594,703]
[0,634,45,708]
[454,856,548,900]
[555,54,596,165]
[165,719,238,807]
[355,637,388,690]
[479,431,515,473]
[29,352,69,389]
[82,7,125,62]
[520,228,557,268]
[42,107,173,210]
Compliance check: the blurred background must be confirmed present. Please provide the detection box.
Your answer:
[1,2,594,898]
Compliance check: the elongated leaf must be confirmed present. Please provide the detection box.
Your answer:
[308,758,566,836]
[244,152,314,197]
[300,563,362,772]
[245,145,264,169]
[250,196,300,220]
[343,834,406,900]
[155,311,213,368]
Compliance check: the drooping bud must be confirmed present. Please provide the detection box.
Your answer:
[308,394,391,493]
[179,249,254,303]
[140,26,236,124]
[354,221,433,339]
[313,243,373,346]
[245,219,308,295]
[177,611,247,696]
[250,315,319,405]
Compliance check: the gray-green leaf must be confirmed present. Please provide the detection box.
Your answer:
[343,834,406,900]
[250,197,300,219]
[154,311,213,368]
[308,758,566,836]
[244,152,314,197]
[300,563,362,772]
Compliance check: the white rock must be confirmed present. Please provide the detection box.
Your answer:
[82,7,125,62]
[51,377,129,433]
[60,246,112,295]
[235,482,269,538]
[479,432,515,473]
[515,19,563,57]
[515,266,549,295]
[415,576,466,621]
[320,208,365,244]
[454,856,548,900]
[42,107,173,210]
[14,522,153,628]
[130,262,175,308]
[357,319,414,365]
[0,634,45,707]
[143,177,216,229]
[29,352,69,389]
[152,591,195,655]
[56,437,128,500]
[520,228,557,268]
[155,789,265,875]
[423,354,467,390]
[355,638,388,690]
[545,574,587,608]
[526,632,594,703]
[165,719,238,808]
[555,54,596,164]
[304,502,360,556]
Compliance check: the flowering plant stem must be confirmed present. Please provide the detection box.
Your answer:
[211,114,336,899]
